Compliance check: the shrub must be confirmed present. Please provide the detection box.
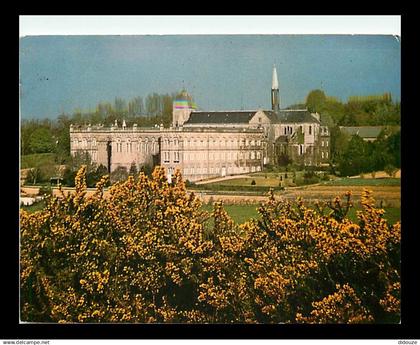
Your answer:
[20,168,400,323]
[38,185,52,197]
[384,164,398,178]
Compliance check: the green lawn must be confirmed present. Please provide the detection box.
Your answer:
[201,203,400,226]
[21,198,400,227]
[21,153,56,169]
[216,177,281,187]
[201,203,261,225]
[323,178,400,186]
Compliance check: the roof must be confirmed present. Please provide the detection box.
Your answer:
[339,126,399,138]
[276,109,320,124]
[184,109,320,125]
[185,111,258,124]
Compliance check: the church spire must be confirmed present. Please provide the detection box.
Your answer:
[271,65,280,112]
[272,64,279,90]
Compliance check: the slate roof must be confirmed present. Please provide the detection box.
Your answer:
[276,109,320,123]
[185,111,258,124]
[185,109,320,125]
[252,109,320,124]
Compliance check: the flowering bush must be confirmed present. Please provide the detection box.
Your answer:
[20,167,400,323]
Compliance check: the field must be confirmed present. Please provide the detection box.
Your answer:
[21,171,401,226]
[21,153,56,169]
[200,202,400,226]
[324,177,400,186]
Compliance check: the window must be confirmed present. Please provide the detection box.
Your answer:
[174,152,180,163]
[321,151,324,159]
[309,126,312,135]
[284,127,287,135]
[326,151,329,158]
[326,141,329,147]
[321,141,324,147]
[163,152,170,163]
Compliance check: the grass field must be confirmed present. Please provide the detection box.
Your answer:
[21,153,56,169]
[21,198,400,226]
[323,177,400,186]
[213,177,281,187]
[201,203,401,226]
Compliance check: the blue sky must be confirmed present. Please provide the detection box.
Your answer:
[19,35,400,119]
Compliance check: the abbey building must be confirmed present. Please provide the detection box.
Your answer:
[70,67,330,182]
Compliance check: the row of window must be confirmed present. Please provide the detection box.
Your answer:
[115,142,157,153]
[162,138,262,148]
[162,150,263,163]
[283,125,313,136]
[163,151,180,163]
[182,165,261,175]
[72,139,97,149]
[321,140,329,147]
[321,127,329,135]
[321,151,329,159]
[72,150,97,161]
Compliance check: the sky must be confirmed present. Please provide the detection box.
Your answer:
[19,34,400,119]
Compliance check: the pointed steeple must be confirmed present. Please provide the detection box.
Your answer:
[271,64,280,112]
[272,64,279,90]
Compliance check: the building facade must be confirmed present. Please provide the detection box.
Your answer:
[70,66,330,182]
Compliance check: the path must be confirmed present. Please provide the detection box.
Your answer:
[194,174,252,185]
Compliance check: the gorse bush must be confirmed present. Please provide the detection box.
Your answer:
[20,166,400,323]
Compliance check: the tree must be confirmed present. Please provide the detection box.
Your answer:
[129,162,138,176]
[305,89,327,113]
[28,127,55,154]
[110,166,129,184]
[384,164,398,178]
[277,152,292,166]
[140,164,153,177]
[338,135,368,176]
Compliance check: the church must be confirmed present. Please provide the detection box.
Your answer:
[70,67,330,182]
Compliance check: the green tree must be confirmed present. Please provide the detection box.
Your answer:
[110,166,129,184]
[306,89,327,113]
[338,135,367,176]
[384,164,398,178]
[28,127,55,154]
[129,162,138,176]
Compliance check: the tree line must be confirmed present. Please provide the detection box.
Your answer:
[302,90,400,176]
[304,90,400,127]
[21,91,187,157]
[21,89,400,182]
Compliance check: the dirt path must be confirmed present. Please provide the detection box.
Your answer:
[195,174,252,185]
